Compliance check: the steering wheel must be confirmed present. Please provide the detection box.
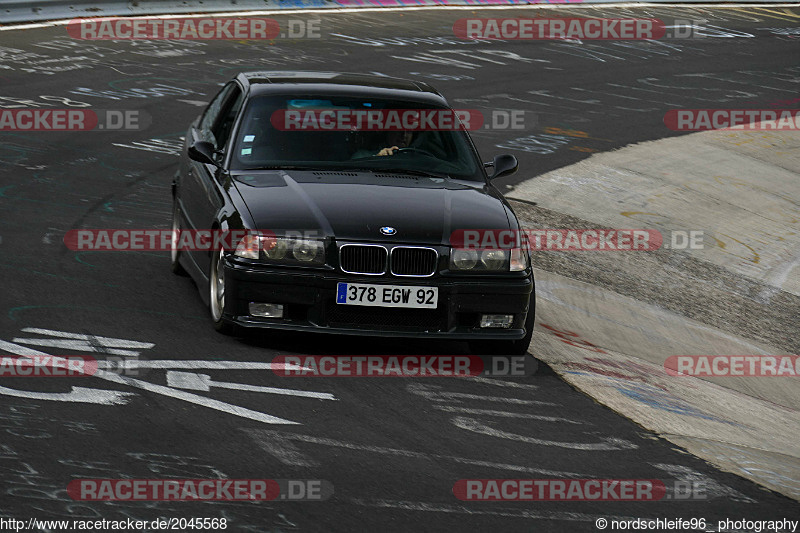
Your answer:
[394,147,437,158]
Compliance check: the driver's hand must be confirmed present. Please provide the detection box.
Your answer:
[377,146,400,156]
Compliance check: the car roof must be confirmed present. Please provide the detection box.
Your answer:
[235,71,448,105]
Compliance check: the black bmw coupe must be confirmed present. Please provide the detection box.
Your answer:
[172,71,535,355]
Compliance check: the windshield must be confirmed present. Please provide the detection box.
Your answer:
[230,95,483,180]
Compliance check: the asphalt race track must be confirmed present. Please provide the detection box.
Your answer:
[1,5,799,532]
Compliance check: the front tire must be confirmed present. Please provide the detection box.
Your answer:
[170,198,188,276]
[209,247,236,335]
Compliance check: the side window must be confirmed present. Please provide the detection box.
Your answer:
[199,83,243,150]
[199,84,233,142]
[210,86,244,150]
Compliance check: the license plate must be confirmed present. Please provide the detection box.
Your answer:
[336,282,438,309]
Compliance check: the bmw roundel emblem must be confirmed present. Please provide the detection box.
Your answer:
[380,226,397,236]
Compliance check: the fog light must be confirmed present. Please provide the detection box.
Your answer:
[480,314,513,328]
[249,302,284,318]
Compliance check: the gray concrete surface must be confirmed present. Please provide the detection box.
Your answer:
[510,125,800,500]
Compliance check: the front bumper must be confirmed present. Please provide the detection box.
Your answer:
[222,257,534,340]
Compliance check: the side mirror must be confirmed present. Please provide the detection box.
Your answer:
[188,141,222,168]
[485,154,518,180]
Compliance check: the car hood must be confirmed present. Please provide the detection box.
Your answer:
[230,170,512,244]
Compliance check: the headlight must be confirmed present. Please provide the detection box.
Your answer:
[480,249,507,270]
[234,234,326,266]
[450,247,527,272]
[510,247,529,271]
[451,248,478,270]
[263,237,288,260]
[234,234,260,259]
[450,248,508,271]
[510,233,531,272]
[292,239,324,263]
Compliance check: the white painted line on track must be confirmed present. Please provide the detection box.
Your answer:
[11,328,155,356]
[0,340,49,357]
[433,405,585,424]
[92,371,301,425]
[245,429,593,477]
[0,338,304,424]
[452,416,638,450]
[11,339,139,356]
[96,360,306,370]
[467,376,539,389]
[407,384,556,406]
[176,100,211,107]
[166,371,338,400]
[0,385,134,404]
[20,328,155,348]
[351,498,643,524]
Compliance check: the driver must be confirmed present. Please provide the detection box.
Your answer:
[351,130,418,159]
[375,130,414,156]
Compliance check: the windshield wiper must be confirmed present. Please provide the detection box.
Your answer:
[241,165,452,179]
[244,165,323,171]
[373,168,451,180]
[244,165,376,174]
